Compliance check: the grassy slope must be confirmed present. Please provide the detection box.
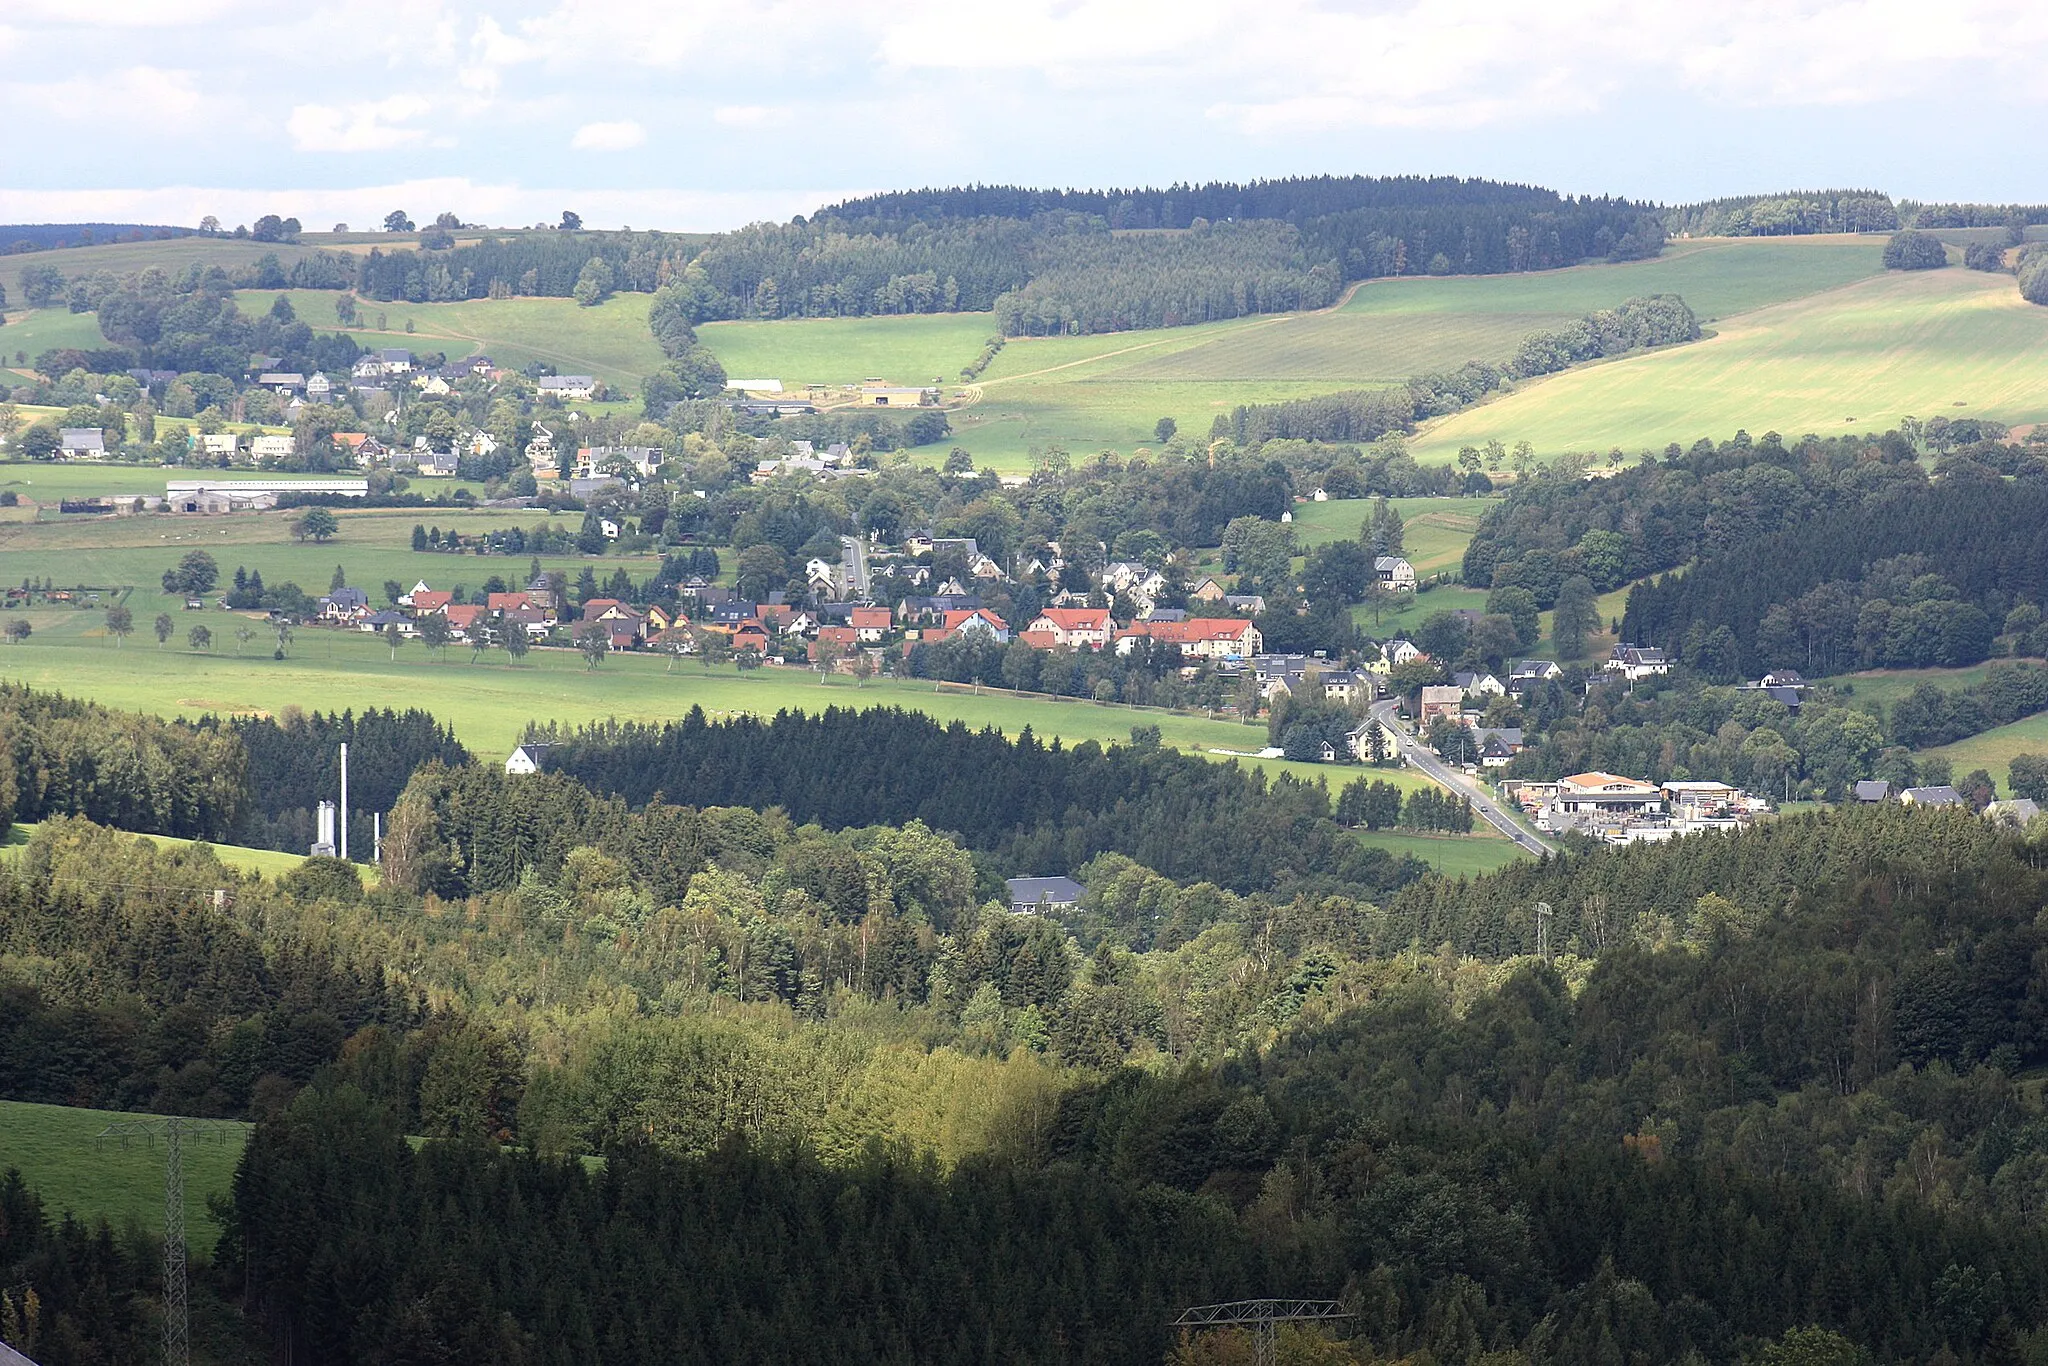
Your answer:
[1290,497,1489,579]
[1411,264,2048,463]
[11,235,1935,477]
[0,501,650,608]
[0,1099,248,1257]
[0,821,314,877]
[698,313,997,388]
[1917,714,2048,796]
[229,289,665,390]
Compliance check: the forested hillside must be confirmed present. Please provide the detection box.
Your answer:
[1623,474,2048,677]
[11,708,2048,1360]
[422,708,1418,899]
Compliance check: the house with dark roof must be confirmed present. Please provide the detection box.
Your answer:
[1006,876,1085,914]
[1900,785,1963,807]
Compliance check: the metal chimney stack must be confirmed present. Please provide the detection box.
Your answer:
[313,800,337,857]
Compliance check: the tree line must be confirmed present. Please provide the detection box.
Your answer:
[416,709,1422,901]
[1462,426,1999,609]
[819,174,1668,278]
[0,684,245,840]
[1664,189,1901,236]
[1623,476,2048,678]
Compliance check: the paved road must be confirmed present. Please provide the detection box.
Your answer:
[1368,700,1556,857]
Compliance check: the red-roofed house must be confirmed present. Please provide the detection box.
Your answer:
[1023,607,1114,649]
[1119,618,1260,659]
[732,622,771,655]
[487,591,533,614]
[578,598,625,620]
[410,590,453,616]
[445,604,487,637]
[851,606,894,643]
[932,608,1008,644]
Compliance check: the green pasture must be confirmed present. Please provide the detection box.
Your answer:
[700,313,997,389]
[0,306,108,371]
[229,290,666,390]
[1290,496,1489,579]
[0,593,1451,798]
[945,235,1894,471]
[1354,585,1490,638]
[1411,266,2048,463]
[0,821,311,877]
[1339,235,1887,327]
[0,1099,248,1257]
[0,236,347,304]
[1916,713,2048,796]
[1818,663,2002,709]
[0,504,660,618]
[0,463,331,503]
[1356,829,1528,876]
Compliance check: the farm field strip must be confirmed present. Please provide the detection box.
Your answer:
[1410,266,2048,463]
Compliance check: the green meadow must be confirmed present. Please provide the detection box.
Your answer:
[1410,265,2048,463]
[944,235,1893,471]
[0,499,661,615]
[0,1099,248,1257]
[1289,496,1489,580]
[1,821,316,878]
[229,289,667,390]
[1916,713,2048,797]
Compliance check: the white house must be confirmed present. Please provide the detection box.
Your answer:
[537,375,598,401]
[58,428,106,460]
[505,743,550,775]
[1374,555,1417,592]
[250,434,294,462]
[1607,646,1671,681]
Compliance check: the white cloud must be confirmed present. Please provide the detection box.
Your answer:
[9,0,247,24]
[9,66,222,128]
[287,96,433,152]
[570,119,646,151]
[712,105,793,128]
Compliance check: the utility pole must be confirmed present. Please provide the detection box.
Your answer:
[94,1117,232,1366]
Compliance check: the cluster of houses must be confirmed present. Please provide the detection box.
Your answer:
[1499,772,1771,844]
[1852,780,2042,827]
[311,566,1276,671]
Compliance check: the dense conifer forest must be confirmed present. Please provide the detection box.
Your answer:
[16,797,2048,1363]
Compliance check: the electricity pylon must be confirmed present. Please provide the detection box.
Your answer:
[1171,1299,1352,1366]
[95,1117,232,1366]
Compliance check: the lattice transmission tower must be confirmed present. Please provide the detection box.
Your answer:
[94,1117,232,1366]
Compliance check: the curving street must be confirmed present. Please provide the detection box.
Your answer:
[1367,699,1556,857]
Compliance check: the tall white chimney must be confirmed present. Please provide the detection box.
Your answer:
[339,741,350,861]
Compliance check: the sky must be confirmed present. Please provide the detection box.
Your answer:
[2,0,2045,232]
